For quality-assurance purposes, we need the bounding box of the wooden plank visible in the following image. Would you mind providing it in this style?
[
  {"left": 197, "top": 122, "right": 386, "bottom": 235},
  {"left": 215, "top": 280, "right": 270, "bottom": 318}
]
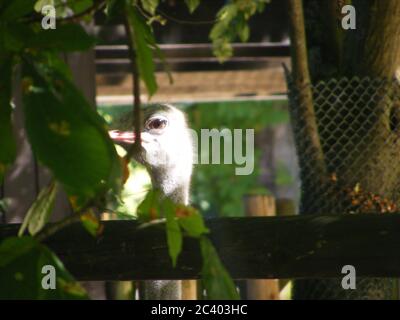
[
  {"left": 1, "top": 214, "right": 400, "bottom": 280},
  {"left": 245, "top": 195, "right": 280, "bottom": 300},
  {"left": 95, "top": 42, "right": 290, "bottom": 73},
  {"left": 95, "top": 43, "right": 290, "bottom": 59}
]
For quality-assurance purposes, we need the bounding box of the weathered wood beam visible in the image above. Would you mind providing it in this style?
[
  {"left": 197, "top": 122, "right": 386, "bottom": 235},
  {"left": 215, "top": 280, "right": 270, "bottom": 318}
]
[{"left": 1, "top": 214, "right": 400, "bottom": 281}]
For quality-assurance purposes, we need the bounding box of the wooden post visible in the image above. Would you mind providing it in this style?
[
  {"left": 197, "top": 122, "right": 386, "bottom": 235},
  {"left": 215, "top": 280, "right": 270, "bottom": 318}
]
[
  {"left": 276, "top": 198, "right": 296, "bottom": 298},
  {"left": 276, "top": 198, "right": 296, "bottom": 216},
  {"left": 182, "top": 280, "right": 198, "bottom": 300},
  {"left": 244, "top": 194, "right": 280, "bottom": 300}
]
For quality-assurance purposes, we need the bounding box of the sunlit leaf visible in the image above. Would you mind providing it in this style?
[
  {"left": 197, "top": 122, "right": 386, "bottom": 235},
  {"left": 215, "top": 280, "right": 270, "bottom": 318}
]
[
  {"left": 185, "top": 0, "right": 200, "bottom": 13},
  {"left": 141, "top": 0, "right": 159, "bottom": 15},
  {"left": 178, "top": 207, "right": 209, "bottom": 238},
  {"left": 18, "top": 182, "right": 58, "bottom": 237},
  {"left": 209, "top": 0, "right": 269, "bottom": 62},
  {"left": 137, "top": 189, "right": 163, "bottom": 221},
  {"left": 35, "top": 0, "right": 76, "bottom": 18},
  {"left": 200, "top": 237, "right": 239, "bottom": 300},
  {"left": 22, "top": 60, "right": 122, "bottom": 202},
  {"left": 164, "top": 199, "right": 182, "bottom": 267},
  {"left": 126, "top": 5, "right": 158, "bottom": 96},
  {"left": 80, "top": 209, "right": 104, "bottom": 237},
  {"left": 34, "top": 0, "right": 54, "bottom": 12}
]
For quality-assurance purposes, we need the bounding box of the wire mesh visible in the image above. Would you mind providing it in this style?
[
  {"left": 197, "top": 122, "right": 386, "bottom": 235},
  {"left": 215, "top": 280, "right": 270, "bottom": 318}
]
[
  {"left": 287, "top": 75, "right": 400, "bottom": 299},
  {"left": 288, "top": 76, "right": 400, "bottom": 215}
]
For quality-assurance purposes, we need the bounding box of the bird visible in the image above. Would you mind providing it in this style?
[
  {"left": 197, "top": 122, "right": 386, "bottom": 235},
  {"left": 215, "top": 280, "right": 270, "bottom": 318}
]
[{"left": 109, "top": 104, "right": 194, "bottom": 300}]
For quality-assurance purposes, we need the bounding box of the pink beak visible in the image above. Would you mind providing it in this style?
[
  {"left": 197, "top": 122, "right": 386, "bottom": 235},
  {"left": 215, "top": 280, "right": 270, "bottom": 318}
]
[{"left": 109, "top": 130, "right": 135, "bottom": 145}]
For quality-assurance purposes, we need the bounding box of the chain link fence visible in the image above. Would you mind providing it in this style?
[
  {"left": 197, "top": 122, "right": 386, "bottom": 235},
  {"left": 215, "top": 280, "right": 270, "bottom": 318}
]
[{"left": 287, "top": 75, "right": 400, "bottom": 299}]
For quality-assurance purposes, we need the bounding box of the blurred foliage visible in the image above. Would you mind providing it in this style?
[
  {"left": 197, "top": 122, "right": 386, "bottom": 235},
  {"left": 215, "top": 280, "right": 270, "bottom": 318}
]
[{"left": 0, "top": 236, "right": 88, "bottom": 299}]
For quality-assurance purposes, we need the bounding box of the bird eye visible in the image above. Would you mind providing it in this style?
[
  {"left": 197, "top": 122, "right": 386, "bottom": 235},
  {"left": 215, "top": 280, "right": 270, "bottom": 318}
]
[{"left": 146, "top": 117, "right": 168, "bottom": 131}]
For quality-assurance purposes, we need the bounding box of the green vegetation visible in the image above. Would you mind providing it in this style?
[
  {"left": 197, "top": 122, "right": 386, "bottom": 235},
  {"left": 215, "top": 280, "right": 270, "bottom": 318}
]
[{"left": 0, "top": 0, "right": 275, "bottom": 299}]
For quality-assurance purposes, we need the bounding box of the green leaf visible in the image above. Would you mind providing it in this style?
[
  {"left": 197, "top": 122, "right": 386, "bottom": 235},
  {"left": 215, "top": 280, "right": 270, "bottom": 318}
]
[
  {"left": 0, "top": 236, "right": 36, "bottom": 267},
  {"left": 209, "top": 1, "right": 269, "bottom": 62},
  {"left": 0, "top": 56, "right": 17, "bottom": 182},
  {"left": 237, "top": 20, "right": 250, "bottom": 42},
  {"left": 164, "top": 198, "right": 182, "bottom": 267},
  {"left": 0, "top": 236, "right": 89, "bottom": 299},
  {"left": 18, "top": 182, "right": 58, "bottom": 237},
  {"left": 34, "top": 0, "right": 53, "bottom": 12},
  {"left": 80, "top": 209, "right": 103, "bottom": 237},
  {"left": 22, "top": 60, "right": 122, "bottom": 202},
  {"left": 34, "top": 0, "right": 70, "bottom": 18},
  {"left": 105, "top": 0, "right": 124, "bottom": 20},
  {"left": 41, "top": 51, "right": 73, "bottom": 79},
  {"left": 200, "top": 237, "right": 239, "bottom": 300},
  {"left": 141, "top": 0, "right": 159, "bottom": 15},
  {"left": 178, "top": 208, "right": 209, "bottom": 238},
  {"left": 126, "top": 5, "right": 158, "bottom": 96},
  {"left": 185, "top": 0, "right": 200, "bottom": 13},
  {"left": 68, "top": 0, "right": 93, "bottom": 14},
  {"left": 0, "top": 23, "right": 35, "bottom": 52},
  {"left": 29, "top": 24, "right": 96, "bottom": 52},
  {"left": 137, "top": 189, "right": 163, "bottom": 222}
]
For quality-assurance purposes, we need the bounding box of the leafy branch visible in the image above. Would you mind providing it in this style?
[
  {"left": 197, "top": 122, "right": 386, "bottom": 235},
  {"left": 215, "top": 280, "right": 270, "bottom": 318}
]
[
  {"left": 0, "top": 0, "right": 273, "bottom": 300},
  {"left": 210, "top": 0, "right": 270, "bottom": 62}
]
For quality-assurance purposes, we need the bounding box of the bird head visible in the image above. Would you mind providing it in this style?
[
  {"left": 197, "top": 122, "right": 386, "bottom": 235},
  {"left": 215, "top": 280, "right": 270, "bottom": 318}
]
[{"left": 109, "top": 104, "right": 193, "bottom": 173}]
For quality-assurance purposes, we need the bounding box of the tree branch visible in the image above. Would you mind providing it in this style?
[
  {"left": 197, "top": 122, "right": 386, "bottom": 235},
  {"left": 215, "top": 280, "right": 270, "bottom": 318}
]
[{"left": 286, "top": 0, "right": 327, "bottom": 193}]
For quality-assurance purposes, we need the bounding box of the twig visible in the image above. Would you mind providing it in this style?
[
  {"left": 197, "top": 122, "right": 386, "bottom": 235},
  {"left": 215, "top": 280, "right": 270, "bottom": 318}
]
[
  {"left": 156, "top": 8, "right": 216, "bottom": 25},
  {"left": 123, "top": 12, "right": 142, "bottom": 161},
  {"left": 33, "top": 156, "right": 40, "bottom": 197},
  {"left": 60, "top": 0, "right": 106, "bottom": 23}
]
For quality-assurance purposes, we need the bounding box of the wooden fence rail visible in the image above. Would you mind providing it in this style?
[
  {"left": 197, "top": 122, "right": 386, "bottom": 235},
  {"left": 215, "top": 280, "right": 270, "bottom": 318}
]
[
  {"left": 96, "top": 42, "right": 290, "bottom": 72},
  {"left": 1, "top": 214, "right": 400, "bottom": 281}
]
